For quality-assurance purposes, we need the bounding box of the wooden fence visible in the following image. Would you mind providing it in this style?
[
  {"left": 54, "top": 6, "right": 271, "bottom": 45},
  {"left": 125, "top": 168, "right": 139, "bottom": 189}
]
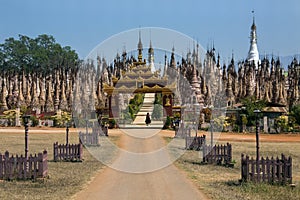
[
  {"left": 203, "top": 143, "right": 232, "bottom": 165},
  {"left": 79, "top": 131, "right": 99, "bottom": 146},
  {"left": 241, "top": 154, "right": 292, "bottom": 184},
  {"left": 0, "top": 150, "right": 48, "bottom": 180},
  {"left": 186, "top": 135, "right": 206, "bottom": 150},
  {"left": 53, "top": 142, "right": 83, "bottom": 162},
  {"left": 175, "top": 122, "right": 187, "bottom": 138},
  {"left": 92, "top": 126, "right": 108, "bottom": 136}
]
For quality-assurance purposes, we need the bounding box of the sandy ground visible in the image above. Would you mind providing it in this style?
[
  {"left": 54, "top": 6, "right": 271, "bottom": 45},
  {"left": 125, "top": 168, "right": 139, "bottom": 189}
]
[
  {"left": 73, "top": 128, "right": 209, "bottom": 200},
  {"left": 1, "top": 127, "right": 299, "bottom": 200},
  {"left": 2, "top": 127, "right": 299, "bottom": 143},
  {"left": 158, "top": 129, "right": 300, "bottom": 143}
]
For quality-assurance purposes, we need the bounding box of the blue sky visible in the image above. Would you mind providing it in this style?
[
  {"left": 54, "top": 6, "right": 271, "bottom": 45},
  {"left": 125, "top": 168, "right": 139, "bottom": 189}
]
[{"left": 1, "top": 0, "right": 300, "bottom": 63}]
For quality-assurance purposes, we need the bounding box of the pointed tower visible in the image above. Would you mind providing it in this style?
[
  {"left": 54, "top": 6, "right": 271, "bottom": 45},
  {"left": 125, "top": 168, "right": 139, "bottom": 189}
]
[
  {"left": 0, "top": 78, "right": 8, "bottom": 111},
  {"left": 247, "top": 11, "right": 260, "bottom": 67},
  {"left": 170, "top": 46, "right": 176, "bottom": 68},
  {"left": 163, "top": 53, "right": 168, "bottom": 78},
  {"left": 137, "top": 30, "right": 143, "bottom": 63},
  {"left": 148, "top": 39, "right": 155, "bottom": 72}
]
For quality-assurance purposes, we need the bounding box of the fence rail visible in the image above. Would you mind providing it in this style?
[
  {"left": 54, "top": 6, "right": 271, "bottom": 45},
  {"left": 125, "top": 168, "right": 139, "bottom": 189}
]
[
  {"left": 79, "top": 131, "right": 99, "bottom": 146},
  {"left": 241, "top": 154, "right": 292, "bottom": 184},
  {"left": 186, "top": 135, "right": 206, "bottom": 150},
  {"left": 0, "top": 150, "right": 48, "bottom": 180},
  {"left": 53, "top": 142, "right": 83, "bottom": 161},
  {"left": 203, "top": 143, "right": 232, "bottom": 165}
]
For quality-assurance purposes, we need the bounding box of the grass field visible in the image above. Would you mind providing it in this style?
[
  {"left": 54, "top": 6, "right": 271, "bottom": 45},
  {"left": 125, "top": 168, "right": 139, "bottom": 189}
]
[
  {"left": 0, "top": 129, "right": 119, "bottom": 200},
  {"left": 164, "top": 136, "right": 300, "bottom": 200},
  {"left": 1, "top": 128, "right": 300, "bottom": 200}
]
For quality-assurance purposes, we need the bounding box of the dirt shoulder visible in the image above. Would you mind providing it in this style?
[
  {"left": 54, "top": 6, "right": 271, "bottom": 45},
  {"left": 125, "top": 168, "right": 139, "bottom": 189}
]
[
  {"left": 159, "top": 129, "right": 300, "bottom": 143},
  {"left": 1, "top": 127, "right": 299, "bottom": 142}
]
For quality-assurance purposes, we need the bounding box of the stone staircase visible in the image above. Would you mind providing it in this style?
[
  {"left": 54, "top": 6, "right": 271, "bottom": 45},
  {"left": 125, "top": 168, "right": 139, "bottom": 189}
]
[{"left": 131, "top": 93, "right": 163, "bottom": 128}]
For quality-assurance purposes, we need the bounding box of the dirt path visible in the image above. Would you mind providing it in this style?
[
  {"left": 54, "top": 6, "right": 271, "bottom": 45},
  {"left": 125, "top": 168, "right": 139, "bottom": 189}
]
[{"left": 74, "top": 128, "right": 208, "bottom": 200}]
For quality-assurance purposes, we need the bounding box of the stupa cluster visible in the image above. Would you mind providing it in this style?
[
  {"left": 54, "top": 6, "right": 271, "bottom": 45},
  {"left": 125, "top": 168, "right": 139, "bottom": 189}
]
[{"left": 1, "top": 17, "right": 300, "bottom": 118}]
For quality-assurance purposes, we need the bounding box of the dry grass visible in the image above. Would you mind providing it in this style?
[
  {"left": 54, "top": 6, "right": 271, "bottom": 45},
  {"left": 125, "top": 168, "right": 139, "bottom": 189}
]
[
  {"left": 0, "top": 129, "right": 119, "bottom": 200},
  {"left": 164, "top": 136, "right": 300, "bottom": 200}
]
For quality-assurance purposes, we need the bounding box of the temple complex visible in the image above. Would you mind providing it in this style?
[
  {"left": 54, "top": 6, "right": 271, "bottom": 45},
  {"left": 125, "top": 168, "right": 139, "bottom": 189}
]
[{"left": 0, "top": 15, "right": 300, "bottom": 130}]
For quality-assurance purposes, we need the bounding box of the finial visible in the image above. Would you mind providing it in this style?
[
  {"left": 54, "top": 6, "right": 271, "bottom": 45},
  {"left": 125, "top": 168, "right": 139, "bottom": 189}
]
[
  {"left": 231, "top": 50, "right": 234, "bottom": 64},
  {"left": 139, "top": 28, "right": 141, "bottom": 42},
  {"left": 251, "top": 10, "right": 256, "bottom": 30}
]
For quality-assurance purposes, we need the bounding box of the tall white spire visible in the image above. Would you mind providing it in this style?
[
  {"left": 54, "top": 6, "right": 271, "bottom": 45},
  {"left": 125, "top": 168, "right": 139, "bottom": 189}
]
[
  {"left": 247, "top": 11, "right": 260, "bottom": 66},
  {"left": 148, "top": 39, "right": 155, "bottom": 72}
]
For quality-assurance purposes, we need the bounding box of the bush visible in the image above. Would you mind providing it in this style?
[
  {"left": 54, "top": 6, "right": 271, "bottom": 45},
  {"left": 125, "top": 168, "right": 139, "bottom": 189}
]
[
  {"left": 163, "top": 116, "right": 172, "bottom": 129},
  {"left": 109, "top": 118, "right": 116, "bottom": 129},
  {"left": 30, "top": 116, "right": 39, "bottom": 127}
]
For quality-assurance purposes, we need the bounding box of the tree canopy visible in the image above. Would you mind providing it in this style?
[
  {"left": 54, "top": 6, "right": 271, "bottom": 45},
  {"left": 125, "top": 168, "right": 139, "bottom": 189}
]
[
  {"left": 0, "top": 34, "right": 80, "bottom": 77},
  {"left": 241, "top": 96, "right": 267, "bottom": 126}
]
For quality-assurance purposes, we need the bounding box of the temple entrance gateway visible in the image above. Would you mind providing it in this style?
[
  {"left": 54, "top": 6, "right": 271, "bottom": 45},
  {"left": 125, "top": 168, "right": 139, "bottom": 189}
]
[{"left": 102, "top": 56, "right": 178, "bottom": 127}]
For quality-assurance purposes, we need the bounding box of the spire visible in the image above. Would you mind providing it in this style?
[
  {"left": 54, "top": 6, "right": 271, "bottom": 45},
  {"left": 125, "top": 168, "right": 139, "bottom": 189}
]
[
  {"left": 163, "top": 52, "right": 168, "bottom": 77},
  {"left": 138, "top": 29, "right": 143, "bottom": 62},
  {"left": 251, "top": 10, "right": 256, "bottom": 31},
  {"left": 247, "top": 10, "right": 260, "bottom": 67},
  {"left": 148, "top": 39, "right": 155, "bottom": 72},
  {"left": 170, "top": 45, "right": 176, "bottom": 68}
]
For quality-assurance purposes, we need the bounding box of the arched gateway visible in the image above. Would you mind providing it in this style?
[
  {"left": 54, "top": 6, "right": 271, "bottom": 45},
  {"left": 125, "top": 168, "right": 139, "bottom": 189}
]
[{"left": 101, "top": 48, "right": 177, "bottom": 122}]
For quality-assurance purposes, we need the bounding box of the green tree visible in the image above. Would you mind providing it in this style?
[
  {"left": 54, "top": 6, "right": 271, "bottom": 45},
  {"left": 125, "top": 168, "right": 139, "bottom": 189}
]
[
  {"left": 291, "top": 104, "right": 300, "bottom": 125},
  {"left": 152, "top": 93, "right": 163, "bottom": 120},
  {"left": 241, "top": 96, "right": 266, "bottom": 126}
]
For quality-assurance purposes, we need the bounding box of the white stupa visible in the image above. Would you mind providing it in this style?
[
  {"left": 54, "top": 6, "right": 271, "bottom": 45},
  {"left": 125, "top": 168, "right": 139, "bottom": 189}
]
[{"left": 247, "top": 12, "right": 260, "bottom": 67}]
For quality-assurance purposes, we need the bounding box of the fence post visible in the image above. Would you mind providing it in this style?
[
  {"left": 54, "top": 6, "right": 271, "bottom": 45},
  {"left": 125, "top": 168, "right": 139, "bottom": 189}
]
[
  {"left": 241, "top": 154, "right": 244, "bottom": 181},
  {"left": 53, "top": 142, "right": 57, "bottom": 161},
  {"left": 261, "top": 157, "right": 265, "bottom": 182},
  {"left": 0, "top": 153, "right": 3, "bottom": 179},
  {"left": 79, "top": 143, "right": 83, "bottom": 160},
  {"left": 250, "top": 157, "right": 255, "bottom": 181},
  {"left": 266, "top": 156, "right": 270, "bottom": 183},
  {"left": 282, "top": 154, "right": 286, "bottom": 183},
  {"left": 289, "top": 156, "right": 292, "bottom": 184},
  {"left": 255, "top": 153, "right": 260, "bottom": 182},
  {"left": 4, "top": 151, "right": 9, "bottom": 180},
  {"left": 276, "top": 156, "right": 280, "bottom": 182},
  {"left": 38, "top": 152, "right": 43, "bottom": 177},
  {"left": 43, "top": 150, "right": 48, "bottom": 177},
  {"left": 202, "top": 145, "right": 206, "bottom": 163}
]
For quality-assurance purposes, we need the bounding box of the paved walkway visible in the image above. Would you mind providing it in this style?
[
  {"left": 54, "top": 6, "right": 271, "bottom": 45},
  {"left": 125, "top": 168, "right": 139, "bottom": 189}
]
[
  {"left": 132, "top": 93, "right": 155, "bottom": 125},
  {"left": 131, "top": 93, "right": 163, "bottom": 128},
  {"left": 74, "top": 128, "right": 209, "bottom": 200}
]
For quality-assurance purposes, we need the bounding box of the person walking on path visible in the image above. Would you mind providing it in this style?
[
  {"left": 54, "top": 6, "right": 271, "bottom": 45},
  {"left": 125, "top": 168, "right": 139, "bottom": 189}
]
[{"left": 145, "top": 112, "right": 151, "bottom": 126}]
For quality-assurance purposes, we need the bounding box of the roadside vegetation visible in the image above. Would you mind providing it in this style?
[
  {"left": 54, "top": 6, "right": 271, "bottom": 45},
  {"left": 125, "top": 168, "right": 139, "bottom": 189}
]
[
  {"left": 0, "top": 130, "right": 119, "bottom": 200},
  {"left": 164, "top": 136, "right": 300, "bottom": 200}
]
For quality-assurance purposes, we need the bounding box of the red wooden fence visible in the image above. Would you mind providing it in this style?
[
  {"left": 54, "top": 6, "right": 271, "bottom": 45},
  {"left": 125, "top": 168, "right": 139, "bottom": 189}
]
[
  {"left": 241, "top": 154, "right": 292, "bottom": 184},
  {"left": 0, "top": 150, "right": 48, "bottom": 180},
  {"left": 203, "top": 143, "right": 232, "bottom": 165},
  {"left": 53, "top": 142, "right": 83, "bottom": 161}
]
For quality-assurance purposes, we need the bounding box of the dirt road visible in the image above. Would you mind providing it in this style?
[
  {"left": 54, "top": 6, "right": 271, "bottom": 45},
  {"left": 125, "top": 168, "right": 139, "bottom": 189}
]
[{"left": 74, "top": 128, "right": 208, "bottom": 200}]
